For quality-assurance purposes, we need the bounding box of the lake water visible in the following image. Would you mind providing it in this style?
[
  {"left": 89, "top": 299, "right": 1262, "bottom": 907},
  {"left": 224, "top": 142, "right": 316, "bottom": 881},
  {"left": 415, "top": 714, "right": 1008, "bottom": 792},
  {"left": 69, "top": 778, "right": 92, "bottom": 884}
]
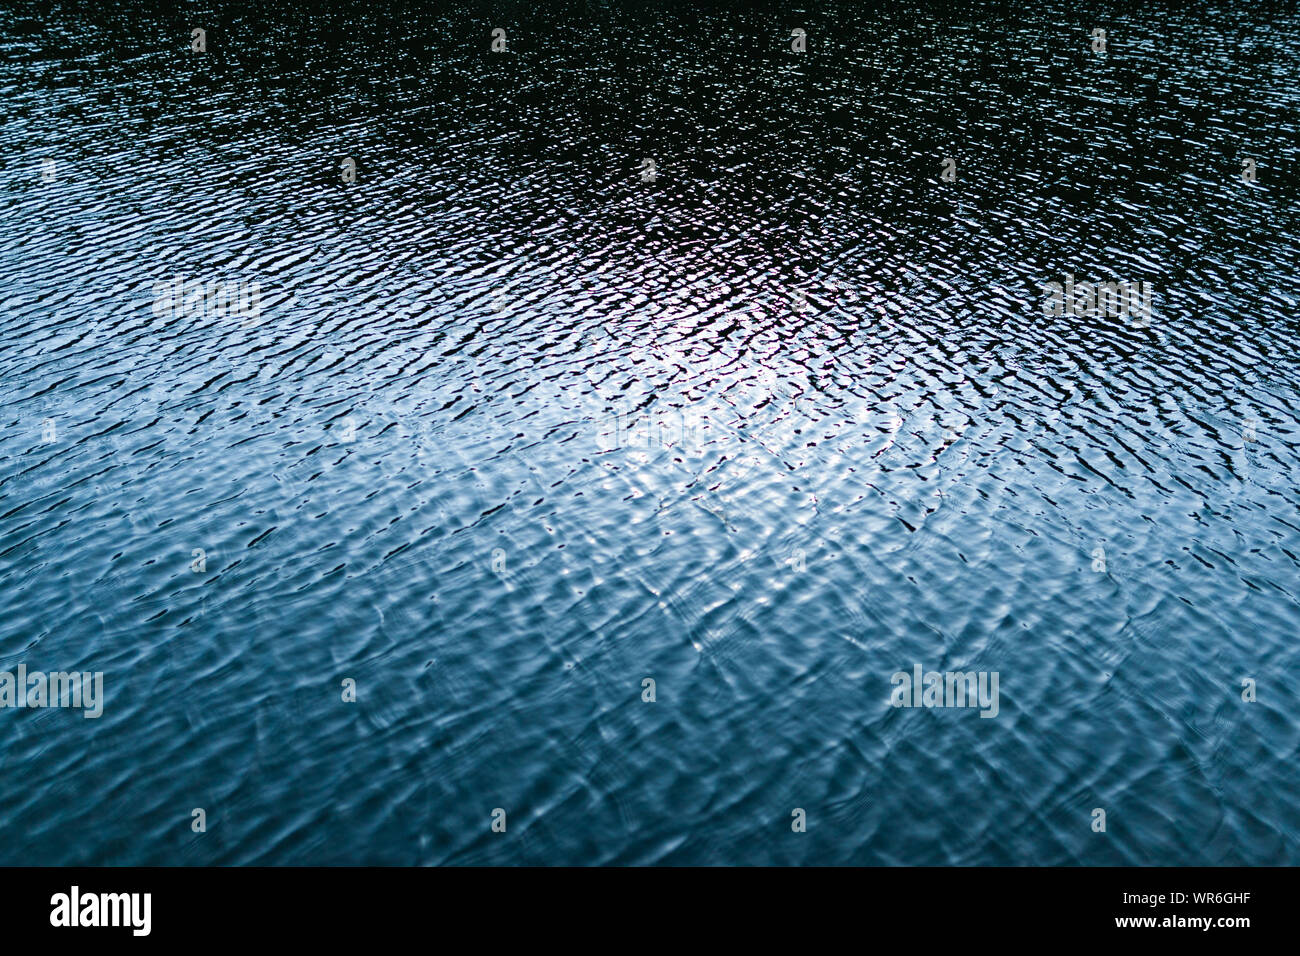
[{"left": 2, "top": 0, "right": 1298, "bottom": 865}]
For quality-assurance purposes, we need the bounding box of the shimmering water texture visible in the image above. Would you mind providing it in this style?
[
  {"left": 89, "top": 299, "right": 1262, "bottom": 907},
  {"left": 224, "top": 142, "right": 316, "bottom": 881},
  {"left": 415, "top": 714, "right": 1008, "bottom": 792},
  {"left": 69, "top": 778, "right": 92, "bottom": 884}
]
[{"left": 2, "top": 0, "right": 1299, "bottom": 865}]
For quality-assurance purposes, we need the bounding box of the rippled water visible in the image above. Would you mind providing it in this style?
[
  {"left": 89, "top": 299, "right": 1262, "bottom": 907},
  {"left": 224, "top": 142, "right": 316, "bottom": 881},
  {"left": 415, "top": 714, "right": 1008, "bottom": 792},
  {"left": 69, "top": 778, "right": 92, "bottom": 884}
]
[{"left": 2, "top": 0, "right": 1299, "bottom": 865}]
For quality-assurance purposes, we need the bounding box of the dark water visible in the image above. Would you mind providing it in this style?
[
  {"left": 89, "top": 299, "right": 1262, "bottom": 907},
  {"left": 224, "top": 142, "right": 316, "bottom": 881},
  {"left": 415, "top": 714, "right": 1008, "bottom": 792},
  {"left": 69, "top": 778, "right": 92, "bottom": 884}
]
[{"left": 2, "top": 0, "right": 1299, "bottom": 865}]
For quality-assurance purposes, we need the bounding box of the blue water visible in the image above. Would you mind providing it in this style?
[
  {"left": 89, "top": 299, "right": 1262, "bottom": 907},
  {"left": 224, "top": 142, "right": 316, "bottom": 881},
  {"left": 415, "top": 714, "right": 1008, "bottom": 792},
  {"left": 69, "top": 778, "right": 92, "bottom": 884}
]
[{"left": 2, "top": 0, "right": 1299, "bottom": 865}]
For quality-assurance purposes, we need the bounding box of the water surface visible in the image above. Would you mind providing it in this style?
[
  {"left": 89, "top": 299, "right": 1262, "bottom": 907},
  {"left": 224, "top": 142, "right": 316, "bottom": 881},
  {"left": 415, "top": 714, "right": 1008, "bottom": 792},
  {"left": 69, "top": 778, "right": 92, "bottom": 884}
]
[{"left": 2, "top": 0, "right": 1299, "bottom": 864}]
